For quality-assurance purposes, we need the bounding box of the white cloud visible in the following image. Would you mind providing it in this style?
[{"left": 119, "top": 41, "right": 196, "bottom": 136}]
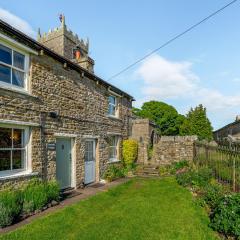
[
  {"left": 0, "top": 8, "right": 35, "bottom": 37},
  {"left": 196, "top": 88, "right": 240, "bottom": 111},
  {"left": 137, "top": 55, "right": 198, "bottom": 99},
  {"left": 135, "top": 54, "right": 240, "bottom": 117}
]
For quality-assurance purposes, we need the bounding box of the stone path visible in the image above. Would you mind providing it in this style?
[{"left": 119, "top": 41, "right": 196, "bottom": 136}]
[{"left": 0, "top": 178, "right": 130, "bottom": 235}]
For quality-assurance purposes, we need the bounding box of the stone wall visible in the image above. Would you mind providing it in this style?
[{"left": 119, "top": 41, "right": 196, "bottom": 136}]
[
  {"left": 0, "top": 33, "right": 132, "bottom": 189},
  {"left": 0, "top": 173, "right": 39, "bottom": 190},
  {"left": 131, "top": 118, "right": 160, "bottom": 164},
  {"left": 151, "top": 136, "right": 197, "bottom": 166},
  {"left": 131, "top": 119, "right": 158, "bottom": 144},
  {"left": 137, "top": 142, "right": 149, "bottom": 165}
]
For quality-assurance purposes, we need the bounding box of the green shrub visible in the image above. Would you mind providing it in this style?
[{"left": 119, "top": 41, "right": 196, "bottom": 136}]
[
  {"left": 22, "top": 179, "right": 48, "bottom": 214},
  {"left": 210, "top": 193, "right": 240, "bottom": 238},
  {"left": 103, "top": 165, "right": 125, "bottom": 182},
  {"left": 159, "top": 165, "right": 171, "bottom": 176},
  {"left": 176, "top": 169, "right": 194, "bottom": 187},
  {"left": 122, "top": 163, "right": 137, "bottom": 176},
  {"left": 202, "top": 181, "right": 225, "bottom": 208},
  {"left": 159, "top": 161, "right": 189, "bottom": 176},
  {"left": 173, "top": 160, "right": 189, "bottom": 171},
  {"left": 0, "top": 189, "right": 22, "bottom": 227},
  {"left": 122, "top": 139, "right": 138, "bottom": 166},
  {"left": 195, "top": 168, "right": 213, "bottom": 187},
  {"left": 176, "top": 167, "right": 212, "bottom": 188},
  {"left": 0, "top": 180, "right": 60, "bottom": 228},
  {"left": 147, "top": 145, "right": 153, "bottom": 160},
  {"left": 45, "top": 180, "right": 60, "bottom": 202}
]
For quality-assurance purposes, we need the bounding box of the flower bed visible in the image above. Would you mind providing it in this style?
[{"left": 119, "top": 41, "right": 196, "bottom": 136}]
[
  {"left": 0, "top": 179, "right": 60, "bottom": 228},
  {"left": 176, "top": 167, "right": 240, "bottom": 239}
]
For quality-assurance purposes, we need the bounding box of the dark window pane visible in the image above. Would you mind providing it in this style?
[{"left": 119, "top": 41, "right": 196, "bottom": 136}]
[
  {"left": 0, "top": 64, "right": 11, "bottom": 84},
  {"left": 109, "top": 136, "right": 114, "bottom": 146},
  {"left": 13, "top": 51, "right": 25, "bottom": 70},
  {"left": 0, "top": 44, "right": 12, "bottom": 65},
  {"left": 12, "top": 69, "right": 24, "bottom": 87},
  {"left": 0, "top": 128, "right": 12, "bottom": 148},
  {"left": 12, "top": 150, "right": 25, "bottom": 170},
  {"left": 13, "top": 129, "right": 24, "bottom": 148},
  {"left": 0, "top": 150, "right": 11, "bottom": 171}
]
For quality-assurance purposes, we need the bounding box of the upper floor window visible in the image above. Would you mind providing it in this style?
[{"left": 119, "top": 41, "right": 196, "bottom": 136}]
[
  {"left": 0, "top": 126, "right": 29, "bottom": 173},
  {"left": 0, "top": 43, "right": 28, "bottom": 89},
  {"left": 108, "top": 95, "right": 118, "bottom": 117}
]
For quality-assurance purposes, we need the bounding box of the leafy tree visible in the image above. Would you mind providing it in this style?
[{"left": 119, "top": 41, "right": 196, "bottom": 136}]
[
  {"left": 133, "top": 101, "right": 185, "bottom": 135},
  {"left": 180, "top": 104, "right": 213, "bottom": 140}
]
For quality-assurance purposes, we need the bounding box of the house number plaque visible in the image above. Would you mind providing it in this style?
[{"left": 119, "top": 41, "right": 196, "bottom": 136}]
[{"left": 47, "top": 143, "right": 56, "bottom": 151}]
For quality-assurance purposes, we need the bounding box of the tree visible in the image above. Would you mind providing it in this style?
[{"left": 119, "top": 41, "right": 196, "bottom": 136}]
[
  {"left": 180, "top": 104, "right": 213, "bottom": 140},
  {"left": 133, "top": 101, "right": 185, "bottom": 135}
]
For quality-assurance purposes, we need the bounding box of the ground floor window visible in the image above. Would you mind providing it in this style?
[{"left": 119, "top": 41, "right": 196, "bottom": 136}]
[
  {"left": 0, "top": 126, "right": 28, "bottom": 173},
  {"left": 108, "top": 136, "right": 119, "bottom": 162}
]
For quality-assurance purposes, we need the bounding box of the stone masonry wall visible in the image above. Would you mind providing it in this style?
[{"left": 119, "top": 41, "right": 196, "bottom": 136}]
[
  {"left": 0, "top": 44, "right": 132, "bottom": 189},
  {"left": 151, "top": 136, "right": 197, "bottom": 166}
]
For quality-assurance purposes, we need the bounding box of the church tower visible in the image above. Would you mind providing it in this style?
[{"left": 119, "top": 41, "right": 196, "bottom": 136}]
[{"left": 37, "top": 15, "right": 95, "bottom": 73}]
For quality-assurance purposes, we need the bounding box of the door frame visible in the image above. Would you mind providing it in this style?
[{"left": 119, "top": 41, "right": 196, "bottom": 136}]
[
  {"left": 55, "top": 136, "right": 76, "bottom": 189},
  {"left": 84, "top": 138, "right": 97, "bottom": 185}
]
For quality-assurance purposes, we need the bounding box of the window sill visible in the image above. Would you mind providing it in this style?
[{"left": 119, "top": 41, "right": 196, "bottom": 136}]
[
  {"left": 0, "top": 171, "right": 39, "bottom": 181},
  {"left": 107, "top": 159, "right": 121, "bottom": 164},
  {"left": 0, "top": 82, "right": 36, "bottom": 98},
  {"left": 107, "top": 115, "right": 122, "bottom": 121}
]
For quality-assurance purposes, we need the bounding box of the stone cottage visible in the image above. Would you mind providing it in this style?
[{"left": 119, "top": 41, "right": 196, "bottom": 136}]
[
  {"left": 213, "top": 115, "right": 240, "bottom": 142},
  {"left": 0, "top": 17, "right": 134, "bottom": 189}
]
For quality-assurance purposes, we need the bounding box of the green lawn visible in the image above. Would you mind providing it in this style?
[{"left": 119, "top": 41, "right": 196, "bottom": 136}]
[{"left": 0, "top": 178, "right": 218, "bottom": 240}]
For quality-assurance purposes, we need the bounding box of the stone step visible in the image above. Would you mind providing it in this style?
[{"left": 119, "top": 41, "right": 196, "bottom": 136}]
[
  {"left": 137, "top": 170, "right": 159, "bottom": 174},
  {"left": 136, "top": 173, "right": 159, "bottom": 177},
  {"left": 142, "top": 166, "right": 158, "bottom": 170},
  {"left": 135, "top": 164, "right": 160, "bottom": 177}
]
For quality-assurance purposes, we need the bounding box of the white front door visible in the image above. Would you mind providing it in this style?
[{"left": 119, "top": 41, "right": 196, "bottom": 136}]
[{"left": 84, "top": 140, "right": 96, "bottom": 184}]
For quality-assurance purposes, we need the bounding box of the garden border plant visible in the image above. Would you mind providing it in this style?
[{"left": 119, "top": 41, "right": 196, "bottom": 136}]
[
  {"left": 176, "top": 165, "right": 240, "bottom": 239},
  {"left": 103, "top": 139, "right": 139, "bottom": 182},
  {"left": 0, "top": 179, "right": 60, "bottom": 228},
  {"left": 158, "top": 160, "right": 189, "bottom": 177}
]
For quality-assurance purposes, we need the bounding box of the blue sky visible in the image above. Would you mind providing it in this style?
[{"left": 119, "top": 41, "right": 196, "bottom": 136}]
[{"left": 0, "top": 0, "right": 239, "bottom": 129}]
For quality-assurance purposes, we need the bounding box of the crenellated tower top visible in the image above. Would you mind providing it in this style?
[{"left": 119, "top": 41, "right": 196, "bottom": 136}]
[{"left": 37, "top": 15, "right": 94, "bottom": 73}]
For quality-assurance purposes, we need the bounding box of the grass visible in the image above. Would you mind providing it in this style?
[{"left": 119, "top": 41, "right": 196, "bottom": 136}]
[{"left": 0, "top": 177, "right": 218, "bottom": 240}]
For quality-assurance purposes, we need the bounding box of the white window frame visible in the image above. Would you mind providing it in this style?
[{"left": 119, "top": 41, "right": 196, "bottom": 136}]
[
  {"left": 0, "top": 124, "right": 31, "bottom": 177},
  {"left": 108, "top": 95, "right": 119, "bottom": 118},
  {"left": 108, "top": 136, "right": 119, "bottom": 162},
  {"left": 0, "top": 39, "right": 29, "bottom": 92}
]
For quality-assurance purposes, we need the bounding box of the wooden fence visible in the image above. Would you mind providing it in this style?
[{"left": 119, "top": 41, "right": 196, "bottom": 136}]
[{"left": 194, "top": 141, "right": 240, "bottom": 192}]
